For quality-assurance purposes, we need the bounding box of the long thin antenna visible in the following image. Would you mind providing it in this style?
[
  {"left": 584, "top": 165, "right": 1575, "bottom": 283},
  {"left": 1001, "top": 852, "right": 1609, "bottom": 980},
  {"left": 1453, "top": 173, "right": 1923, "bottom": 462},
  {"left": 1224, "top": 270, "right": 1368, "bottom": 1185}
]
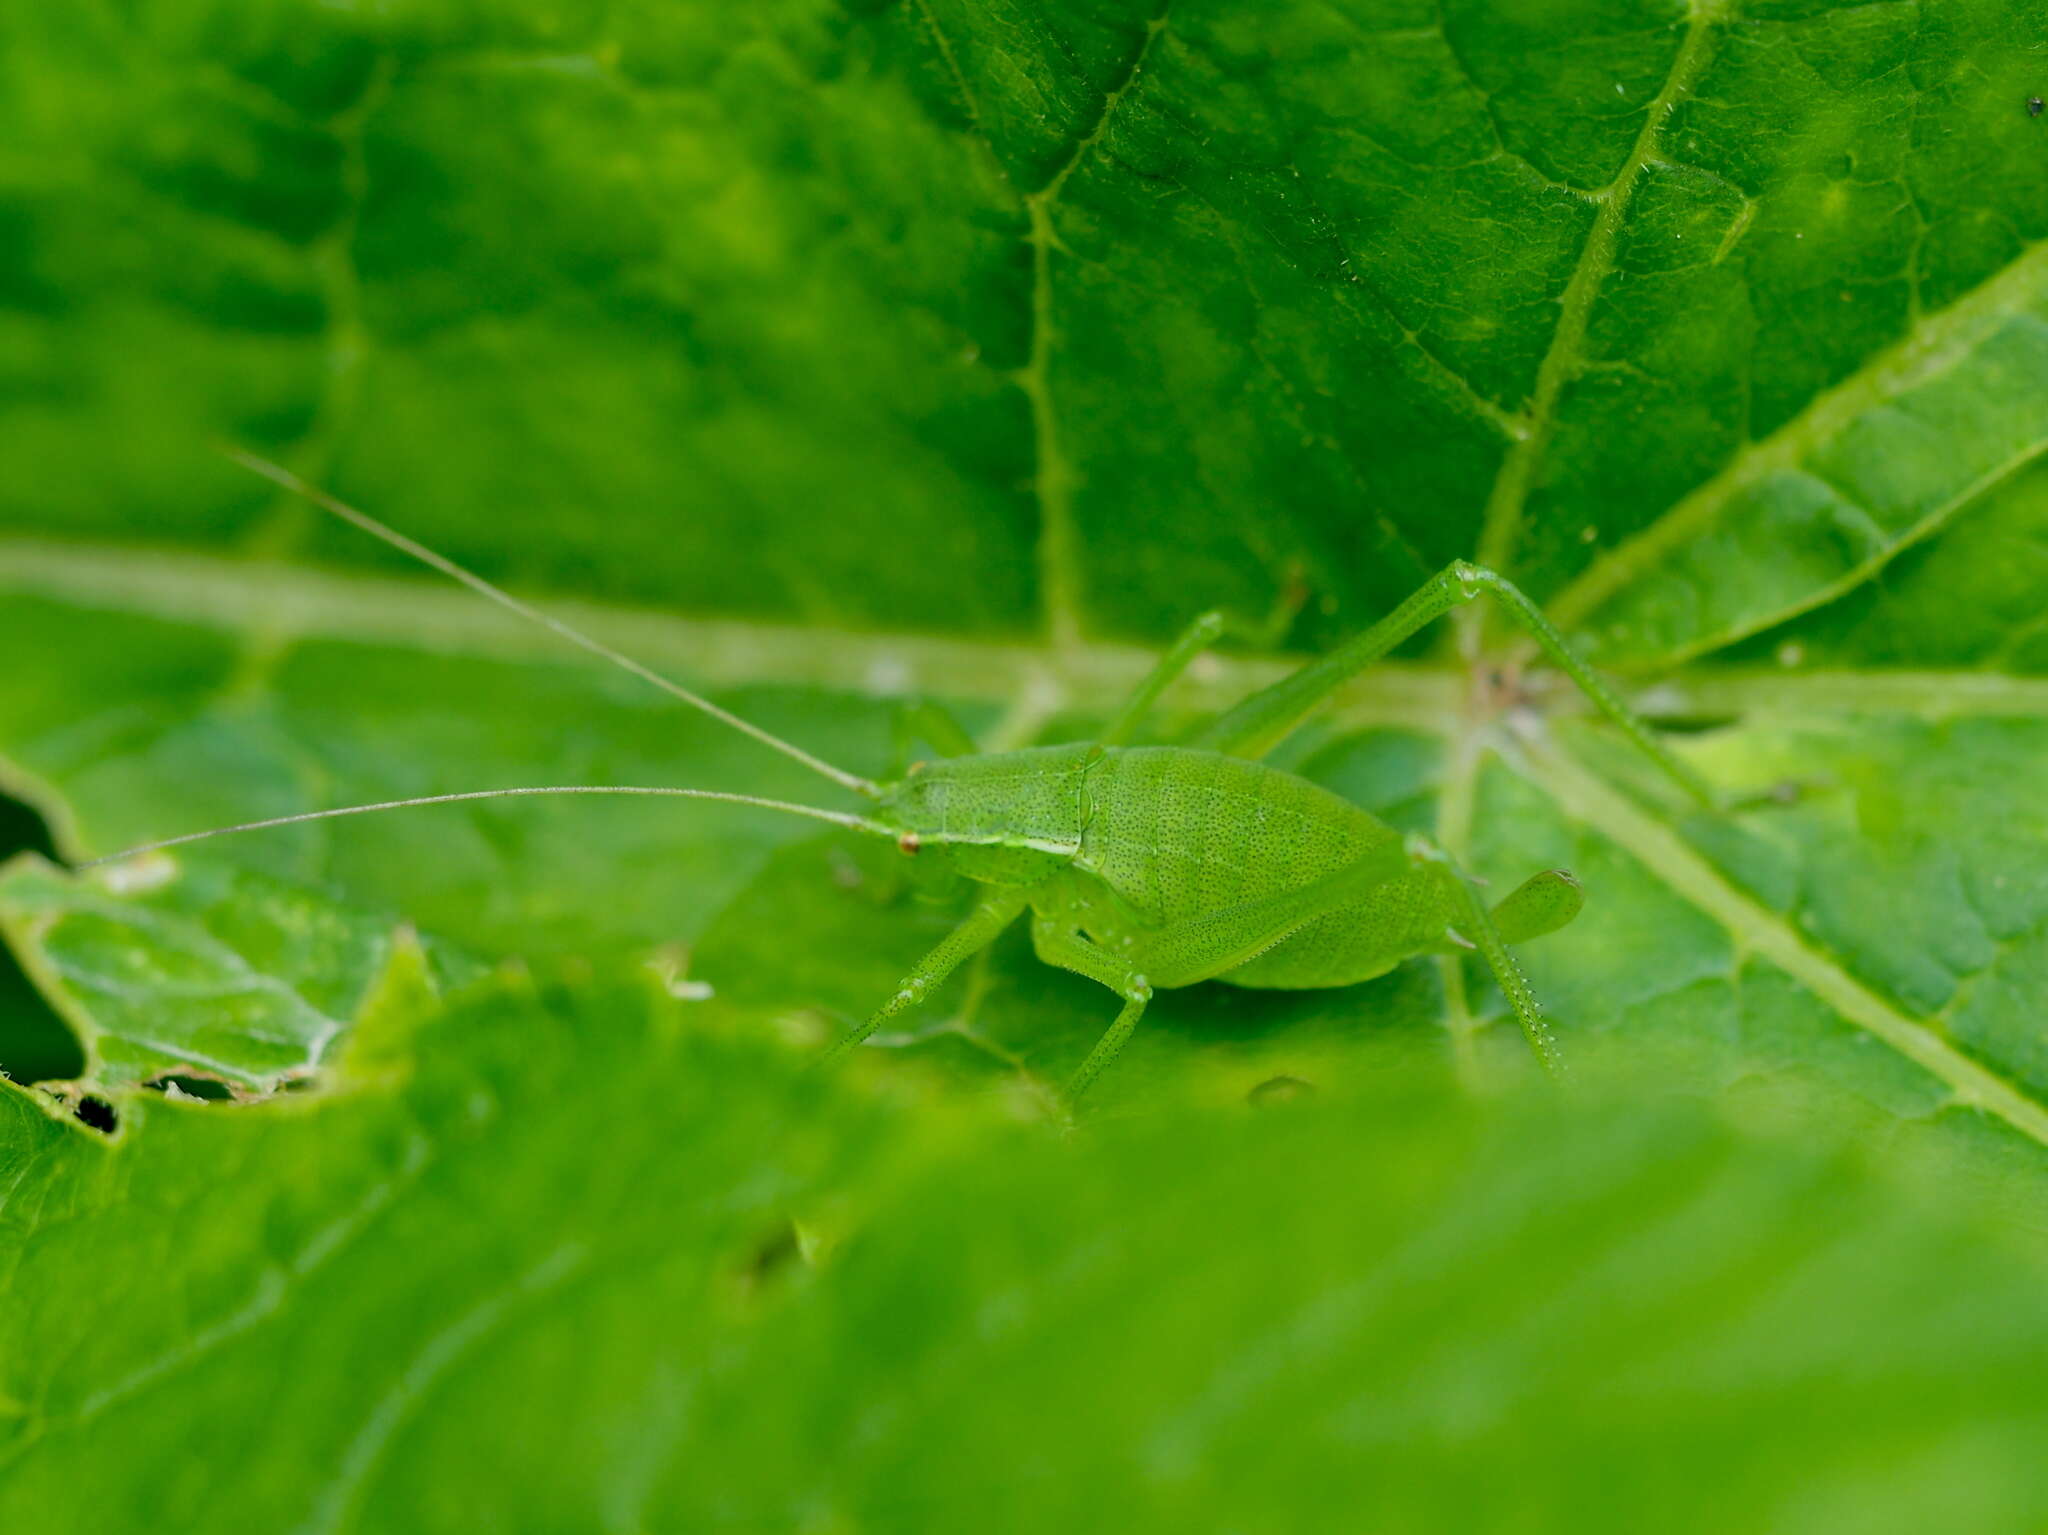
[
  {"left": 81, "top": 785, "right": 895, "bottom": 868},
  {"left": 224, "top": 448, "right": 879, "bottom": 797}
]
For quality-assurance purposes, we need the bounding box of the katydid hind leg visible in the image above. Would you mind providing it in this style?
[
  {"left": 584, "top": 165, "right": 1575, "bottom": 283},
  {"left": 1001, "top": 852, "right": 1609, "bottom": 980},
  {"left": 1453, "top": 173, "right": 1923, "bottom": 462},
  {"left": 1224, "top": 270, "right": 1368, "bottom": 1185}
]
[
  {"left": 1121, "top": 832, "right": 1564, "bottom": 1075},
  {"left": 1192, "top": 561, "right": 1716, "bottom": 810},
  {"left": 1115, "top": 837, "right": 1567, "bottom": 1075},
  {"left": 821, "top": 888, "right": 1032, "bottom": 1061},
  {"left": 1417, "top": 846, "right": 1566, "bottom": 1078},
  {"left": 1481, "top": 868, "right": 1584, "bottom": 945},
  {"left": 1103, "top": 839, "right": 1419, "bottom": 991}
]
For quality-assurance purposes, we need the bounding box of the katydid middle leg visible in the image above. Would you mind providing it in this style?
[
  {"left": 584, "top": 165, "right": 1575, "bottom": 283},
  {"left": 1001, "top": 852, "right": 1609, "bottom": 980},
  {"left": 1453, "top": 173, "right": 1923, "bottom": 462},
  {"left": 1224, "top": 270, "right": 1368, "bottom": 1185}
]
[
  {"left": 890, "top": 697, "right": 979, "bottom": 771},
  {"left": 1031, "top": 839, "right": 1422, "bottom": 1103},
  {"left": 1101, "top": 575, "right": 1309, "bottom": 745},
  {"left": 1191, "top": 561, "right": 1718, "bottom": 810},
  {"left": 1028, "top": 915, "right": 1153, "bottom": 1101},
  {"left": 1100, "top": 611, "right": 1230, "bottom": 745}
]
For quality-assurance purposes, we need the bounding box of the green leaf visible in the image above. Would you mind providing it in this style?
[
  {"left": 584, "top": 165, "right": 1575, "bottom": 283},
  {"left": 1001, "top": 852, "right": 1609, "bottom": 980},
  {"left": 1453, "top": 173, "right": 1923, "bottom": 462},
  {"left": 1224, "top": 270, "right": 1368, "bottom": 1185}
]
[
  {"left": 8, "top": 0, "right": 2048, "bottom": 1524},
  {"left": 7, "top": 1006, "right": 2048, "bottom": 1530},
  {"left": 0, "top": 853, "right": 465, "bottom": 1095}
]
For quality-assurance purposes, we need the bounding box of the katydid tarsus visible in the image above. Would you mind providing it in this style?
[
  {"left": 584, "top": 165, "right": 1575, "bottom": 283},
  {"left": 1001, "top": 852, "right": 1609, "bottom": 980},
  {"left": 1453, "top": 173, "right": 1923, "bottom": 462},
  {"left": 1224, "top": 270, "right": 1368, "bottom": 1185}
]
[{"left": 91, "top": 451, "right": 1726, "bottom": 1100}]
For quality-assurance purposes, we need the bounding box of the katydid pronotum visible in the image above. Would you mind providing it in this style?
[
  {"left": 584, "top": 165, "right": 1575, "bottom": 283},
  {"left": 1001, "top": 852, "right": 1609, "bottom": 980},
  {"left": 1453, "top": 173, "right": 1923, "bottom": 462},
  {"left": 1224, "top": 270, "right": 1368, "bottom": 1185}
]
[{"left": 93, "top": 451, "right": 1726, "bottom": 1102}]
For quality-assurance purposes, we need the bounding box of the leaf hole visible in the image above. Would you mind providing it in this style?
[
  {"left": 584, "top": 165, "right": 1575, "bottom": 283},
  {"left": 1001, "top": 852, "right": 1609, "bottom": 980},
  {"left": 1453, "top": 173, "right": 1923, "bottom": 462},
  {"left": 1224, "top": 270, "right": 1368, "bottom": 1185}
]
[
  {"left": 73, "top": 1095, "right": 118, "bottom": 1135},
  {"left": 0, "top": 790, "right": 87, "bottom": 1085},
  {"left": 149, "top": 1073, "right": 236, "bottom": 1102}
]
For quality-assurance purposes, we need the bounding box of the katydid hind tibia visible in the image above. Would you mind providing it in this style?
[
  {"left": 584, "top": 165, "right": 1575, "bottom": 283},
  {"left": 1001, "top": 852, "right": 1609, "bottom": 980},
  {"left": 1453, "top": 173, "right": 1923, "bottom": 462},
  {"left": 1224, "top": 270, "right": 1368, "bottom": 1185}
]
[{"left": 92, "top": 452, "right": 1727, "bottom": 1100}]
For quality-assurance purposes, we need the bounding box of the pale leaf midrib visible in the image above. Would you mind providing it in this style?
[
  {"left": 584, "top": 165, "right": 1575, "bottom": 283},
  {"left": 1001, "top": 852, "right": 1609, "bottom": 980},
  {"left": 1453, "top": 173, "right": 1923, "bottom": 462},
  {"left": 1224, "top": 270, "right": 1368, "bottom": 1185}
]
[
  {"left": 1029, "top": 4, "right": 1173, "bottom": 206},
  {"left": 0, "top": 536, "right": 1463, "bottom": 729},
  {"left": 18, "top": 537, "right": 2048, "bottom": 728},
  {"left": 1519, "top": 735, "right": 2048, "bottom": 1149}
]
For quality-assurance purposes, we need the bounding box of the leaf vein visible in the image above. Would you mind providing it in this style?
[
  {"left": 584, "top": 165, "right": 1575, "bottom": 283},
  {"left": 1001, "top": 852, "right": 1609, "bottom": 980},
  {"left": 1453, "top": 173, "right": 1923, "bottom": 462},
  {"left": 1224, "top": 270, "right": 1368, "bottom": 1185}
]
[
  {"left": 1521, "top": 737, "right": 2048, "bottom": 1148},
  {"left": 1473, "top": 0, "right": 1727, "bottom": 573},
  {"left": 294, "top": 1243, "right": 588, "bottom": 1535},
  {"left": 1021, "top": 3, "right": 1173, "bottom": 647}
]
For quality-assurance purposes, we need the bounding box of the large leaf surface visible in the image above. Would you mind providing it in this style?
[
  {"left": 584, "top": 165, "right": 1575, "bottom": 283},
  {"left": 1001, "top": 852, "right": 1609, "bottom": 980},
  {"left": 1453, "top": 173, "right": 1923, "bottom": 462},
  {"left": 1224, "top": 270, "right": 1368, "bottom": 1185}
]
[
  {"left": 9, "top": 982, "right": 2048, "bottom": 1531},
  {"left": 7, "top": 0, "right": 2048, "bottom": 1526}
]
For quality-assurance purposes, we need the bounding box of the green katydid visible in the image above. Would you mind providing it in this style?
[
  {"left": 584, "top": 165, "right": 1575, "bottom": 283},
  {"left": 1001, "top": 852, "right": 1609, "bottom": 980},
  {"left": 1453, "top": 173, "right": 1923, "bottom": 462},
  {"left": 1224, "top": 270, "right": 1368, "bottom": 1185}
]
[{"left": 94, "top": 451, "right": 1725, "bottom": 1100}]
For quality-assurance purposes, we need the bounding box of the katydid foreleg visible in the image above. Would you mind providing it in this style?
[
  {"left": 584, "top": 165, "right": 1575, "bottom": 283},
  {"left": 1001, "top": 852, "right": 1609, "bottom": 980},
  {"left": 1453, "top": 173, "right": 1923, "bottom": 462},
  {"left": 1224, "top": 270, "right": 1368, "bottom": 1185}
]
[
  {"left": 891, "top": 697, "right": 980, "bottom": 767},
  {"left": 821, "top": 888, "right": 1032, "bottom": 1061}
]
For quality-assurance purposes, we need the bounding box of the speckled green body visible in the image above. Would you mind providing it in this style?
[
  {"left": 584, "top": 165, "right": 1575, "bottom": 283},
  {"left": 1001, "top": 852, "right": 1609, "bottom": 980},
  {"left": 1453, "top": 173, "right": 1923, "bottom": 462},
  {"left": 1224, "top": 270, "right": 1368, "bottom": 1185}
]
[{"left": 876, "top": 744, "right": 1454, "bottom": 990}]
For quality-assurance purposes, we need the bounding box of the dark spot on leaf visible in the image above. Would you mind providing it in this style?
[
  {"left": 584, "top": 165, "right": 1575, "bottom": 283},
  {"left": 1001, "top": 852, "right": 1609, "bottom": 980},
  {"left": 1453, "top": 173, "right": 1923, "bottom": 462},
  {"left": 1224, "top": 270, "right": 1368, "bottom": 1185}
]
[
  {"left": 732, "top": 1219, "right": 806, "bottom": 1298},
  {"left": 1248, "top": 1074, "right": 1317, "bottom": 1106},
  {"left": 74, "top": 1095, "right": 118, "bottom": 1134},
  {"left": 898, "top": 833, "right": 921, "bottom": 856},
  {"left": 1632, "top": 710, "right": 1739, "bottom": 736}
]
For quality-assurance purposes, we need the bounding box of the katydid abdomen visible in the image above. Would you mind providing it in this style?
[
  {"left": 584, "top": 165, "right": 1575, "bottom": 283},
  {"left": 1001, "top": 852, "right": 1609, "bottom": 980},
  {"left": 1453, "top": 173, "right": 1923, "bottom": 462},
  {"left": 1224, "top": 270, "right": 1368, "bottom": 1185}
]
[{"left": 1074, "top": 747, "right": 1447, "bottom": 990}]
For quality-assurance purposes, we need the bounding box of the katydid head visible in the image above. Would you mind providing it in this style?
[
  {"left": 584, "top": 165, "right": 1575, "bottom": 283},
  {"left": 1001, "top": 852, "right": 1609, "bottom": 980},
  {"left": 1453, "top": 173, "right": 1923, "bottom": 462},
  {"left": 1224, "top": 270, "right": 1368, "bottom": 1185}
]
[{"left": 866, "top": 745, "right": 1099, "bottom": 885}]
